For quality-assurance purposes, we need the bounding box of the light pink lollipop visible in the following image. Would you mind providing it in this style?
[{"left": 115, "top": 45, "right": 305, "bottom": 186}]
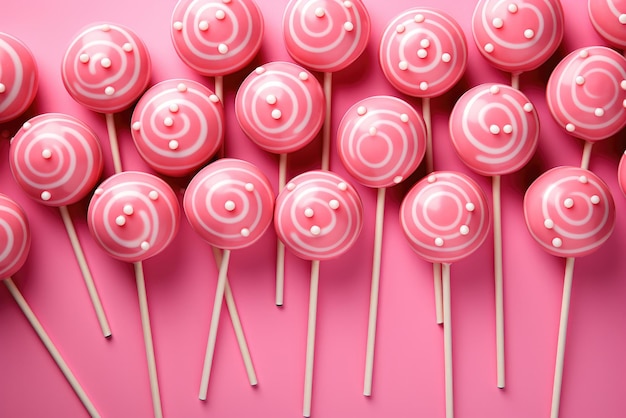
[
  {"left": 283, "top": 0, "right": 371, "bottom": 171},
  {"left": 9, "top": 113, "right": 111, "bottom": 338},
  {"left": 0, "top": 194, "right": 101, "bottom": 417},
  {"left": 88, "top": 171, "right": 180, "bottom": 418},
  {"left": 472, "top": 0, "right": 564, "bottom": 88},
  {"left": 0, "top": 33, "right": 38, "bottom": 123},
  {"left": 62, "top": 23, "right": 151, "bottom": 174},
  {"left": 546, "top": 46, "right": 626, "bottom": 169},
  {"left": 235, "top": 61, "right": 325, "bottom": 306},
  {"left": 589, "top": 0, "right": 626, "bottom": 50},
  {"left": 131, "top": 79, "right": 224, "bottom": 177},
  {"left": 337, "top": 95, "right": 426, "bottom": 396},
  {"left": 523, "top": 166, "right": 615, "bottom": 418},
  {"left": 400, "top": 171, "right": 490, "bottom": 418},
  {"left": 275, "top": 170, "right": 363, "bottom": 417},
  {"left": 184, "top": 158, "right": 274, "bottom": 399},
  {"left": 449, "top": 83, "right": 539, "bottom": 388}
]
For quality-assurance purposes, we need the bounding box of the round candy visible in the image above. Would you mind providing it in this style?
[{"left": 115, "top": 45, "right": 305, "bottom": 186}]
[
  {"left": 400, "top": 171, "right": 490, "bottom": 264},
  {"left": 0, "top": 194, "right": 31, "bottom": 279},
  {"left": 449, "top": 83, "right": 539, "bottom": 176},
  {"left": 184, "top": 159, "right": 274, "bottom": 250},
  {"left": 61, "top": 23, "right": 151, "bottom": 114},
  {"left": 0, "top": 33, "right": 38, "bottom": 123},
  {"left": 589, "top": 0, "right": 626, "bottom": 50},
  {"left": 546, "top": 46, "right": 626, "bottom": 142},
  {"left": 88, "top": 171, "right": 180, "bottom": 263},
  {"left": 523, "top": 166, "right": 615, "bottom": 258},
  {"left": 10, "top": 114, "right": 104, "bottom": 207},
  {"left": 171, "top": 0, "right": 264, "bottom": 77},
  {"left": 131, "top": 79, "right": 224, "bottom": 177},
  {"left": 618, "top": 151, "right": 626, "bottom": 196},
  {"left": 283, "top": 0, "right": 370, "bottom": 73},
  {"left": 472, "top": 0, "right": 564, "bottom": 74},
  {"left": 235, "top": 62, "right": 325, "bottom": 154},
  {"left": 379, "top": 8, "right": 468, "bottom": 98},
  {"left": 274, "top": 170, "right": 363, "bottom": 261},
  {"left": 337, "top": 96, "right": 427, "bottom": 188}
]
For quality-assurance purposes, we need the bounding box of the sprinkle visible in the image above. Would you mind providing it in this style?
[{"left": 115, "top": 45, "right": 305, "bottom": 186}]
[
  {"left": 595, "top": 108, "right": 605, "bottom": 117},
  {"left": 94, "top": 188, "right": 104, "bottom": 196},
  {"left": 266, "top": 94, "right": 277, "bottom": 105},
  {"left": 299, "top": 71, "right": 308, "bottom": 80},
  {"left": 271, "top": 109, "right": 282, "bottom": 120},
  {"left": 225, "top": 200, "right": 236, "bottom": 211},
  {"left": 399, "top": 61, "right": 408, "bottom": 71},
  {"left": 508, "top": 3, "right": 518, "bottom": 13},
  {"left": 310, "top": 225, "right": 321, "bottom": 235},
  {"left": 590, "top": 195, "right": 600, "bottom": 205},
  {"left": 466, "top": 202, "right": 475, "bottom": 212},
  {"left": 417, "top": 49, "right": 428, "bottom": 59},
  {"left": 344, "top": 22, "right": 354, "bottom": 32},
  {"left": 123, "top": 43, "right": 133, "bottom": 52},
  {"left": 132, "top": 121, "right": 141, "bottom": 131},
  {"left": 287, "top": 182, "right": 296, "bottom": 191},
  {"left": 304, "top": 208, "right": 314, "bottom": 218},
  {"left": 400, "top": 113, "right": 409, "bottom": 122},
  {"left": 369, "top": 126, "right": 377, "bottom": 136},
  {"left": 245, "top": 183, "right": 255, "bottom": 192},
  {"left": 419, "top": 81, "right": 428, "bottom": 91},
  {"left": 209, "top": 95, "right": 219, "bottom": 103},
  {"left": 434, "top": 237, "right": 444, "bottom": 247},
  {"left": 173, "top": 21, "right": 183, "bottom": 31},
  {"left": 621, "top": 80, "right": 626, "bottom": 90},
  {"left": 490, "top": 125, "right": 500, "bottom": 134},
  {"left": 164, "top": 117, "right": 174, "bottom": 127},
  {"left": 315, "top": 7, "right": 325, "bottom": 17},
  {"left": 41, "top": 191, "right": 51, "bottom": 201},
  {"left": 579, "top": 50, "right": 589, "bottom": 58},
  {"left": 414, "top": 14, "right": 425, "bottom": 23},
  {"left": 427, "top": 175, "right": 437, "bottom": 183},
  {"left": 524, "top": 29, "right": 535, "bottom": 39},
  {"left": 149, "top": 191, "right": 159, "bottom": 200},
  {"left": 492, "top": 18, "right": 504, "bottom": 29},
  {"left": 393, "top": 176, "right": 403, "bottom": 184},
  {"left": 241, "top": 228, "right": 250, "bottom": 237},
  {"left": 0, "top": 84, "right": 5, "bottom": 94},
  {"left": 169, "top": 103, "right": 179, "bottom": 113},
  {"left": 338, "top": 182, "right": 348, "bottom": 191},
  {"left": 460, "top": 225, "right": 469, "bottom": 235},
  {"left": 442, "top": 53, "right": 451, "bottom": 63},
  {"left": 115, "top": 216, "right": 126, "bottom": 226},
  {"left": 101, "top": 57, "right": 112, "bottom": 68},
  {"left": 199, "top": 20, "right": 209, "bottom": 31},
  {"left": 329, "top": 199, "right": 340, "bottom": 210},
  {"left": 215, "top": 10, "right": 226, "bottom": 20},
  {"left": 420, "top": 38, "right": 430, "bottom": 48},
  {"left": 79, "top": 53, "right": 90, "bottom": 63},
  {"left": 123, "top": 204, "right": 134, "bottom": 215},
  {"left": 490, "top": 85, "right": 500, "bottom": 95},
  {"left": 563, "top": 198, "right": 574, "bottom": 208},
  {"left": 343, "top": 1, "right": 353, "bottom": 7},
  {"left": 396, "top": 25, "right": 406, "bottom": 34},
  {"left": 169, "top": 140, "right": 179, "bottom": 150},
  {"left": 503, "top": 124, "right": 513, "bottom": 134},
  {"left": 357, "top": 106, "right": 367, "bottom": 116},
  {"left": 218, "top": 43, "right": 229, "bottom": 54},
  {"left": 22, "top": 122, "right": 31, "bottom": 130},
  {"left": 485, "top": 43, "right": 495, "bottom": 53},
  {"left": 256, "top": 67, "right": 266, "bottom": 75},
  {"left": 544, "top": 219, "right": 554, "bottom": 229},
  {"left": 552, "top": 237, "right": 562, "bottom": 248},
  {"left": 105, "top": 86, "right": 115, "bottom": 96},
  {"left": 620, "top": 14, "right": 626, "bottom": 24},
  {"left": 101, "top": 24, "right": 111, "bottom": 32},
  {"left": 578, "top": 176, "right": 588, "bottom": 183},
  {"left": 141, "top": 241, "right": 150, "bottom": 251},
  {"left": 575, "top": 76, "right": 585, "bottom": 85},
  {"left": 566, "top": 123, "right": 575, "bottom": 132},
  {"left": 177, "top": 83, "right": 187, "bottom": 92},
  {"left": 41, "top": 149, "right": 52, "bottom": 159},
  {"left": 523, "top": 103, "right": 533, "bottom": 113}
]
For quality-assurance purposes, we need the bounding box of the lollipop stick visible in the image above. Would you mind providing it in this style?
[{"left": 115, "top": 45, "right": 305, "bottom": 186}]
[
  {"left": 581, "top": 141, "right": 593, "bottom": 170},
  {"left": 211, "top": 246, "right": 258, "bottom": 386},
  {"left": 551, "top": 257, "right": 575, "bottom": 418},
  {"left": 423, "top": 97, "right": 433, "bottom": 174},
  {"left": 363, "top": 187, "right": 386, "bottom": 396},
  {"left": 59, "top": 206, "right": 111, "bottom": 338},
  {"left": 303, "top": 260, "right": 320, "bottom": 418},
  {"left": 442, "top": 263, "right": 454, "bottom": 418},
  {"left": 434, "top": 263, "right": 443, "bottom": 325},
  {"left": 492, "top": 175, "right": 505, "bottom": 389},
  {"left": 276, "top": 153, "right": 287, "bottom": 306},
  {"left": 321, "top": 72, "right": 332, "bottom": 171},
  {"left": 199, "top": 249, "right": 231, "bottom": 400},
  {"left": 511, "top": 73, "right": 520, "bottom": 90},
  {"left": 105, "top": 113, "right": 123, "bottom": 174},
  {"left": 3, "top": 277, "right": 101, "bottom": 418},
  {"left": 134, "top": 262, "right": 163, "bottom": 418}
]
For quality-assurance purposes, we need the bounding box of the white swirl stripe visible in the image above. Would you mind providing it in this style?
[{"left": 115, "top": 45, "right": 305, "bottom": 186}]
[
  {"left": 0, "top": 203, "right": 29, "bottom": 277},
  {"left": 0, "top": 38, "right": 24, "bottom": 113}
]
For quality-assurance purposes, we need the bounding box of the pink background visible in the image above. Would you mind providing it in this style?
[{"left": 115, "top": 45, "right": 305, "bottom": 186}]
[{"left": 1, "top": 0, "right": 626, "bottom": 417}]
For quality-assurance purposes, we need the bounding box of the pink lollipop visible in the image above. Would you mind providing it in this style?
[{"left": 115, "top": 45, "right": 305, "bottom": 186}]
[
  {"left": 589, "top": 0, "right": 626, "bottom": 50},
  {"left": 618, "top": 151, "right": 626, "bottom": 195},
  {"left": 283, "top": 0, "right": 371, "bottom": 171},
  {"left": 337, "top": 95, "right": 426, "bottom": 395},
  {"left": 62, "top": 23, "right": 151, "bottom": 174},
  {"left": 235, "top": 61, "right": 324, "bottom": 306},
  {"left": 472, "top": 0, "right": 564, "bottom": 87},
  {"left": 546, "top": 46, "right": 626, "bottom": 169},
  {"left": 88, "top": 171, "right": 180, "bottom": 418},
  {"left": 523, "top": 166, "right": 615, "bottom": 418},
  {"left": 131, "top": 79, "right": 224, "bottom": 177},
  {"left": 184, "top": 158, "right": 273, "bottom": 399},
  {"left": 449, "top": 83, "right": 539, "bottom": 388},
  {"left": 400, "top": 171, "right": 490, "bottom": 418},
  {"left": 9, "top": 113, "right": 111, "bottom": 338},
  {"left": 0, "top": 194, "right": 100, "bottom": 417},
  {"left": 275, "top": 170, "right": 363, "bottom": 417},
  {"left": 0, "top": 33, "right": 38, "bottom": 124}
]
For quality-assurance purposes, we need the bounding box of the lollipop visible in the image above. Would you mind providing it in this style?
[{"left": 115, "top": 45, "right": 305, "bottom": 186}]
[
  {"left": 275, "top": 170, "right": 363, "bottom": 417},
  {"left": 450, "top": 83, "right": 539, "bottom": 388},
  {"left": 618, "top": 151, "right": 626, "bottom": 195},
  {"left": 0, "top": 33, "right": 38, "bottom": 123},
  {"left": 546, "top": 46, "right": 626, "bottom": 169},
  {"left": 9, "top": 113, "right": 111, "bottom": 338},
  {"left": 0, "top": 194, "right": 100, "bottom": 417},
  {"left": 131, "top": 79, "right": 224, "bottom": 177},
  {"left": 62, "top": 23, "right": 151, "bottom": 173},
  {"left": 184, "top": 158, "right": 274, "bottom": 399},
  {"left": 88, "top": 171, "right": 180, "bottom": 418},
  {"left": 235, "top": 61, "right": 325, "bottom": 305},
  {"left": 379, "top": 8, "right": 468, "bottom": 325},
  {"left": 171, "top": 0, "right": 264, "bottom": 102},
  {"left": 472, "top": 0, "right": 564, "bottom": 89},
  {"left": 400, "top": 171, "right": 490, "bottom": 418},
  {"left": 588, "top": 0, "right": 626, "bottom": 50},
  {"left": 283, "top": 0, "right": 371, "bottom": 171},
  {"left": 336, "top": 95, "right": 426, "bottom": 396},
  {"left": 523, "top": 166, "right": 615, "bottom": 418}
]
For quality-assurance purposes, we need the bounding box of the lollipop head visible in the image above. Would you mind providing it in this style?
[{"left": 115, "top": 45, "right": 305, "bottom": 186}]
[
  {"left": 588, "top": 0, "right": 626, "bottom": 50},
  {"left": 0, "top": 194, "right": 31, "bottom": 279},
  {"left": 0, "top": 33, "right": 38, "bottom": 123}
]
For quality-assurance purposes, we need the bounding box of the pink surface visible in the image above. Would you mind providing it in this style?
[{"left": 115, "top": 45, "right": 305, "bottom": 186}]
[{"left": 1, "top": 0, "right": 626, "bottom": 417}]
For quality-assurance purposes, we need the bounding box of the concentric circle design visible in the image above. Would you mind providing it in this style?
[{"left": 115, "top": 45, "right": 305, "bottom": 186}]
[
  {"left": 0, "top": 33, "right": 38, "bottom": 123},
  {"left": 588, "top": 0, "right": 626, "bottom": 49},
  {"left": 0, "top": 194, "right": 31, "bottom": 279}
]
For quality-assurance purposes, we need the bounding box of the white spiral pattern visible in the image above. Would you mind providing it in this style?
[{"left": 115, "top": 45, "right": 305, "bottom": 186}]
[
  {"left": 236, "top": 62, "right": 325, "bottom": 154},
  {"left": 274, "top": 170, "right": 363, "bottom": 261},
  {"left": 0, "top": 194, "right": 30, "bottom": 278},
  {"left": 131, "top": 79, "right": 224, "bottom": 176},
  {"left": 450, "top": 84, "right": 539, "bottom": 175},
  {"left": 10, "top": 114, "right": 103, "bottom": 207},
  {"left": 589, "top": 0, "right": 626, "bottom": 49},
  {"left": 184, "top": 159, "right": 274, "bottom": 250},
  {"left": 283, "top": 0, "right": 370, "bottom": 72},
  {"left": 547, "top": 46, "right": 626, "bottom": 141},
  {"left": 337, "top": 96, "right": 426, "bottom": 187},
  {"left": 400, "top": 171, "right": 490, "bottom": 264},
  {"left": 0, "top": 33, "right": 38, "bottom": 123},
  {"left": 524, "top": 166, "right": 615, "bottom": 258}
]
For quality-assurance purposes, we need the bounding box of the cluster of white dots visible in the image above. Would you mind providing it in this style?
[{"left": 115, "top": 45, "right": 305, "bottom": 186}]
[
  {"left": 483, "top": 3, "right": 536, "bottom": 54},
  {"left": 284, "top": 181, "right": 344, "bottom": 237},
  {"left": 172, "top": 1, "right": 234, "bottom": 55},
  {"left": 312, "top": 1, "right": 355, "bottom": 32}
]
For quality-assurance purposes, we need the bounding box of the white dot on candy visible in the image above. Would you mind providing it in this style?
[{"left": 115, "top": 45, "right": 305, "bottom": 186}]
[
  {"left": 115, "top": 216, "right": 126, "bottom": 226},
  {"left": 417, "top": 49, "right": 428, "bottom": 59},
  {"left": 209, "top": 95, "right": 219, "bottom": 103},
  {"left": 177, "top": 83, "right": 187, "bottom": 92},
  {"left": 95, "top": 188, "right": 103, "bottom": 196},
  {"left": 435, "top": 237, "right": 444, "bottom": 247},
  {"left": 164, "top": 117, "right": 174, "bottom": 127},
  {"left": 420, "top": 39, "right": 430, "bottom": 48},
  {"left": 256, "top": 67, "right": 266, "bottom": 74},
  {"left": 442, "top": 53, "right": 451, "bottom": 63},
  {"left": 490, "top": 125, "right": 500, "bottom": 134},
  {"left": 344, "top": 0, "right": 353, "bottom": 7},
  {"left": 369, "top": 126, "right": 377, "bottom": 136},
  {"left": 101, "top": 24, "right": 111, "bottom": 32},
  {"left": 460, "top": 225, "right": 469, "bottom": 235},
  {"left": 523, "top": 103, "right": 533, "bottom": 113},
  {"left": 169, "top": 104, "right": 179, "bottom": 113},
  {"left": 199, "top": 20, "right": 209, "bottom": 31},
  {"left": 415, "top": 14, "right": 425, "bottom": 23},
  {"left": 22, "top": 122, "right": 31, "bottom": 130},
  {"left": 0, "top": 84, "right": 5, "bottom": 94},
  {"left": 174, "top": 21, "right": 183, "bottom": 31},
  {"left": 579, "top": 50, "right": 589, "bottom": 58},
  {"left": 141, "top": 241, "right": 150, "bottom": 251},
  {"left": 344, "top": 22, "right": 354, "bottom": 32},
  {"left": 399, "top": 61, "right": 408, "bottom": 71},
  {"left": 393, "top": 176, "right": 403, "bottom": 184},
  {"left": 623, "top": 99, "right": 626, "bottom": 108},
  {"left": 338, "top": 182, "right": 348, "bottom": 191},
  {"left": 419, "top": 82, "right": 428, "bottom": 91},
  {"left": 304, "top": 208, "right": 314, "bottom": 218},
  {"left": 245, "top": 183, "right": 254, "bottom": 192},
  {"left": 466, "top": 202, "right": 475, "bottom": 212},
  {"left": 123, "top": 43, "right": 133, "bottom": 52},
  {"left": 241, "top": 228, "right": 250, "bottom": 237},
  {"left": 100, "top": 57, "right": 112, "bottom": 69},
  {"left": 591, "top": 195, "right": 600, "bottom": 205},
  {"left": 396, "top": 25, "right": 405, "bottom": 33},
  {"left": 578, "top": 176, "right": 588, "bottom": 184},
  {"left": 41, "top": 149, "right": 52, "bottom": 159},
  {"left": 427, "top": 175, "right": 436, "bottom": 183},
  {"left": 492, "top": 18, "right": 503, "bottom": 29},
  {"left": 564, "top": 198, "right": 574, "bottom": 208},
  {"left": 566, "top": 123, "right": 575, "bottom": 132},
  {"left": 621, "top": 80, "right": 626, "bottom": 90},
  {"left": 271, "top": 109, "right": 282, "bottom": 120},
  {"left": 503, "top": 124, "right": 513, "bottom": 134},
  {"left": 575, "top": 76, "right": 585, "bottom": 85},
  {"left": 544, "top": 219, "right": 554, "bottom": 229},
  {"left": 315, "top": 7, "right": 325, "bottom": 17},
  {"left": 105, "top": 86, "right": 115, "bottom": 96},
  {"left": 595, "top": 108, "right": 605, "bottom": 117},
  {"left": 620, "top": 14, "right": 626, "bottom": 24},
  {"left": 287, "top": 182, "right": 296, "bottom": 191},
  {"left": 218, "top": 44, "right": 229, "bottom": 54},
  {"left": 149, "top": 191, "right": 159, "bottom": 200},
  {"left": 508, "top": 3, "right": 518, "bottom": 13},
  {"left": 132, "top": 121, "right": 141, "bottom": 131},
  {"left": 123, "top": 205, "right": 134, "bottom": 215},
  {"left": 357, "top": 106, "right": 367, "bottom": 116},
  {"left": 524, "top": 29, "right": 535, "bottom": 39},
  {"left": 79, "top": 53, "right": 90, "bottom": 63},
  {"left": 490, "top": 85, "right": 500, "bottom": 95},
  {"left": 216, "top": 10, "right": 225, "bottom": 19},
  {"left": 310, "top": 225, "right": 321, "bottom": 236},
  {"left": 329, "top": 199, "right": 340, "bottom": 210},
  {"left": 400, "top": 113, "right": 409, "bottom": 123},
  {"left": 552, "top": 237, "right": 563, "bottom": 248},
  {"left": 169, "top": 140, "right": 179, "bottom": 150},
  {"left": 225, "top": 200, "right": 236, "bottom": 211},
  {"left": 299, "top": 71, "right": 308, "bottom": 81},
  {"left": 41, "top": 191, "right": 51, "bottom": 201},
  {"left": 485, "top": 43, "right": 495, "bottom": 53},
  {"left": 266, "top": 94, "right": 277, "bottom": 105}
]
